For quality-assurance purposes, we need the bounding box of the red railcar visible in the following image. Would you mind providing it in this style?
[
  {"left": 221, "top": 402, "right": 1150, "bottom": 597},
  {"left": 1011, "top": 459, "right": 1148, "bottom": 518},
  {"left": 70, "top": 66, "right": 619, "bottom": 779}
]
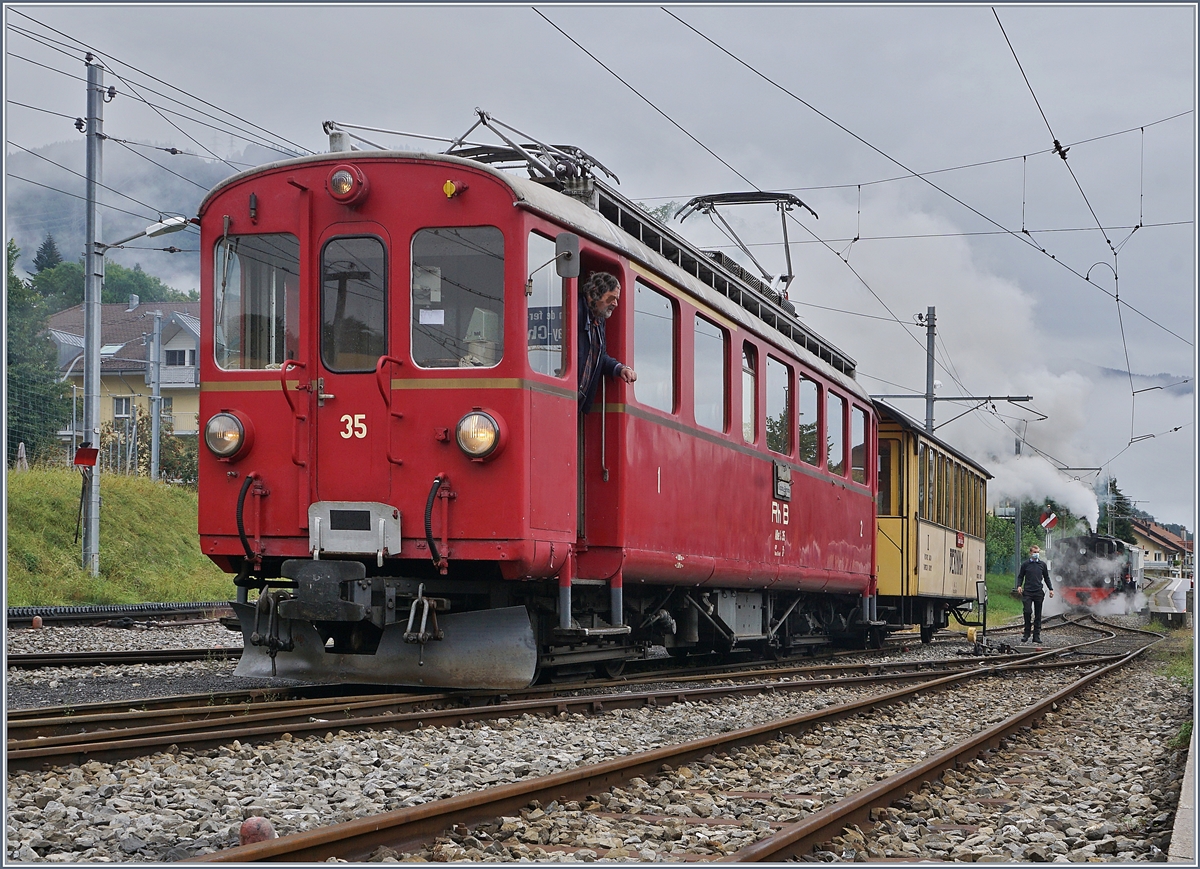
[{"left": 197, "top": 131, "right": 880, "bottom": 688}]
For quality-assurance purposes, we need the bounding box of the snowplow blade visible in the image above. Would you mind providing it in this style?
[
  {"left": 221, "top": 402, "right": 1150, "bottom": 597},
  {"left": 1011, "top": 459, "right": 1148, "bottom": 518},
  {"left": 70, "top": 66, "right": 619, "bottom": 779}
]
[{"left": 229, "top": 602, "right": 537, "bottom": 690}]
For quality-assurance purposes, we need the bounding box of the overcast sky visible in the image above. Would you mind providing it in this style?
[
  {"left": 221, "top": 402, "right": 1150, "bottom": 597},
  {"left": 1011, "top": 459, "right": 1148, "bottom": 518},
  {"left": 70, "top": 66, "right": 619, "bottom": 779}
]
[{"left": 4, "top": 3, "right": 1196, "bottom": 529}]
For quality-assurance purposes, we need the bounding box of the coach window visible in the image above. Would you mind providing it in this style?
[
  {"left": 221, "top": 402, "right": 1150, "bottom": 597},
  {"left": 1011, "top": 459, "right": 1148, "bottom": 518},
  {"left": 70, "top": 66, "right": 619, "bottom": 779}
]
[
  {"left": 412, "top": 227, "right": 504, "bottom": 369},
  {"left": 827, "top": 392, "right": 846, "bottom": 476},
  {"left": 633, "top": 280, "right": 676, "bottom": 413},
  {"left": 765, "top": 356, "right": 791, "bottom": 454},
  {"left": 921, "top": 444, "right": 931, "bottom": 518},
  {"left": 741, "top": 344, "right": 757, "bottom": 443},
  {"left": 694, "top": 315, "right": 727, "bottom": 432},
  {"left": 850, "top": 405, "right": 868, "bottom": 484},
  {"left": 214, "top": 233, "right": 301, "bottom": 370},
  {"left": 798, "top": 376, "right": 819, "bottom": 466},
  {"left": 526, "top": 232, "right": 565, "bottom": 377},
  {"left": 321, "top": 236, "right": 387, "bottom": 372},
  {"left": 877, "top": 438, "right": 902, "bottom": 515}
]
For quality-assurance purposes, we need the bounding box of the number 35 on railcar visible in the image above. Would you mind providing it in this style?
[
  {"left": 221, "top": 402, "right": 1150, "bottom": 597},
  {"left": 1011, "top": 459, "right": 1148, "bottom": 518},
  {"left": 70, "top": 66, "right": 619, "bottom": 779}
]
[{"left": 197, "top": 129, "right": 938, "bottom": 689}]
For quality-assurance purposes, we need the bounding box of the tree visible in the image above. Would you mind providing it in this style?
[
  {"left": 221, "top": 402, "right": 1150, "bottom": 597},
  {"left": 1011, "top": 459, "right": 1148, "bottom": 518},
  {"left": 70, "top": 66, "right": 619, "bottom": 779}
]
[
  {"left": 30, "top": 259, "right": 196, "bottom": 314},
  {"left": 637, "top": 200, "right": 682, "bottom": 225},
  {"left": 32, "top": 234, "right": 63, "bottom": 272},
  {"left": 6, "top": 240, "right": 70, "bottom": 466},
  {"left": 985, "top": 496, "right": 1089, "bottom": 574}
]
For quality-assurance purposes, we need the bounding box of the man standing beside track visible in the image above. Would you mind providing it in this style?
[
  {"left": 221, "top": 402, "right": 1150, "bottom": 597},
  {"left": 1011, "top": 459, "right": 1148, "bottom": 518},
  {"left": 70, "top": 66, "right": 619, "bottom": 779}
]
[
  {"left": 578, "top": 271, "right": 636, "bottom": 413},
  {"left": 1014, "top": 544, "right": 1055, "bottom": 644}
]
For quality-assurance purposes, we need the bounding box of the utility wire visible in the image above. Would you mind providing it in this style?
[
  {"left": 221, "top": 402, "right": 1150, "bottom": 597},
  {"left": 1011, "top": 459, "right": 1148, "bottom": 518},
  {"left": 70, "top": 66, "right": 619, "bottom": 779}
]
[
  {"left": 8, "top": 12, "right": 311, "bottom": 156},
  {"left": 6, "top": 139, "right": 184, "bottom": 217},
  {"left": 533, "top": 8, "right": 755, "bottom": 189},
  {"left": 663, "top": 8, "right": 1191, "bottom": 348},
  {"left": 542, "top": 7, "right": 980, "bottom": 396},
  {"left": 108, "top": 137, "right": 211, "bottom": 191}
]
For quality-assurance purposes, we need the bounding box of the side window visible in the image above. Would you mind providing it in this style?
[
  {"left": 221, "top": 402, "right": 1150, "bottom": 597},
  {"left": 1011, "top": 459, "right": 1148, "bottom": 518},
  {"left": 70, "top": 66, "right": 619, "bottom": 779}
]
[
  {"left": 321, "top": 236, "right": 387, "bottom": 372},
  {"left": 526, "top": 232, "right": 565, "bottom": 377},
  {"left": 851, "top": 406, "right": 868, "bottom": 484},
  {"left": 214, "top": 233, "right": 301, "bottom": 370},
  {"left": 877, "top": 438, "right": 902, "bottom": 516},
  {"left": 827, "top": 392, "right": 845, "bottom": 475},
  {"left": 917, "top": 442, "right": 927, "bottom": 519},
  {"left": 765, "top": 356, "right": 791, "bottom": 455},
  {"left": 694, "top": 315, "right": 726, "bottom": 432},
  {"left": 798, "top": 376, "right": 820, "bottom": 466},
  {"left": 633, "top": 280, "right": 675, "bottom": 413},
  {"left": 412, "top": 227, "right": 504, "bottom": 369},
  {"left": 741, "top": 344, "right": 757, "bottom": 444}
]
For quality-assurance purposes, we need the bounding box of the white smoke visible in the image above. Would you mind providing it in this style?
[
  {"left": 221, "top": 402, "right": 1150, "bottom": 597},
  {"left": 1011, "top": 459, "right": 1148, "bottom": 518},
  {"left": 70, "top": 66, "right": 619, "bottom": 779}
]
[{"left": 986, "top": 454, "right": 1100, "bottom": 527}]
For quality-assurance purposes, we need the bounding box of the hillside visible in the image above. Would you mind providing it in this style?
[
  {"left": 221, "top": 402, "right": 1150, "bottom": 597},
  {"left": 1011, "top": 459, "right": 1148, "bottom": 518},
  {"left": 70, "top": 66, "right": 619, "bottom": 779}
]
[{"left": 5, "top": 467, "right": 230, "bottom": 606}]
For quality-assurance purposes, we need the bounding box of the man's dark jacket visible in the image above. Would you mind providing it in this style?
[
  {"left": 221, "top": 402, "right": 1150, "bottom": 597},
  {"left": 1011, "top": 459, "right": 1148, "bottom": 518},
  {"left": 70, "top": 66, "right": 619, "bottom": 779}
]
[
  {"left": 577, "top": 295, "right": 623, "bottom": 413},
  {"left": 1014, "top": 557, "right": 1053, "bottom": 598}
]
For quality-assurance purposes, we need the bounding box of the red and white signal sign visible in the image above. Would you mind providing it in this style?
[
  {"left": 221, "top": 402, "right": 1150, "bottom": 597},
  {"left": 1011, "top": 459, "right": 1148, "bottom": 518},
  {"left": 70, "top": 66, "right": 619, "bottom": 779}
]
[{"left": 1039, "top": 511, "right": 1058, "bottom": 529}]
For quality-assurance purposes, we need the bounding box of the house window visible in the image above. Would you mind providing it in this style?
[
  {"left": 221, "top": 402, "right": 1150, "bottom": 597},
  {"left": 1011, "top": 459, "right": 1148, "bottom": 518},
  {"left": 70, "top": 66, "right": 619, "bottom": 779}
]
[
  {"left": 166, "top": 349, "right": 188, "bottom": 366},
  {"left": 113, "top": 397, "right": 132, "bottom": 419}
]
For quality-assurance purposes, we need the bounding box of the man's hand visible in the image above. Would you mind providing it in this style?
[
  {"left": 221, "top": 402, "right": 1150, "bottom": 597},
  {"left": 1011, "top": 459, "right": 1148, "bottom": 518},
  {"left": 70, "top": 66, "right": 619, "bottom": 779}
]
[
  {"left": 619, "top": 366, "right": 637, "bottom": 383},
  {"left": 1049, "top": 590, "right": 1054, "bottom": 598}
]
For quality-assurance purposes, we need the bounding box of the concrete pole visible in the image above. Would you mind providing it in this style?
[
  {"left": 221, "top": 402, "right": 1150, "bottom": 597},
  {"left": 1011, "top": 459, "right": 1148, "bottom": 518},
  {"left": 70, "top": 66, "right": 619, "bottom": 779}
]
[
  {"left": 82, "top": 55, "right": 105, "bottom": 576},
  {"left": 924, "top": 306, "right": 936, "bottom": 434},
  {"left": 150, "top": 310, "right": 162, "bottom": 481}
]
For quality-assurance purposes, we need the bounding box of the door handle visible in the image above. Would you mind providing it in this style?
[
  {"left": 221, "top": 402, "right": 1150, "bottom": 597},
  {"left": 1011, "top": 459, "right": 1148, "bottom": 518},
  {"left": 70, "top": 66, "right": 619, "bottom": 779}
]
[{"left": 316, "top": 376, "right": 335, "bottom": 406}]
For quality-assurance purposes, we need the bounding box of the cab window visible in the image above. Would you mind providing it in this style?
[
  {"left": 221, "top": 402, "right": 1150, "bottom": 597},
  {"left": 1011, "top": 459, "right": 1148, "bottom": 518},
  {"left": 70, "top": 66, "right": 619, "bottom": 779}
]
[
  {"left": 526, "top": 232, "right": 565, "bottom": 376},
  {"left": 321, "top": 236, "right": 387, "bottom": 372},
  {"left": 214, "top": 233, "right": 300, "bottom": 370},
  {"left": 412, "top": 227, "right": 504, "bottom": 368}
]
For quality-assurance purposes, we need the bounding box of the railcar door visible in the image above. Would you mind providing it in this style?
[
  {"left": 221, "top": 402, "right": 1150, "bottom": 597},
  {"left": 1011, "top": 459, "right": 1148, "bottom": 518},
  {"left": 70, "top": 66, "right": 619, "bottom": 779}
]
[{"left": 313, "top": 234, "right": 392, "bottom": 505}]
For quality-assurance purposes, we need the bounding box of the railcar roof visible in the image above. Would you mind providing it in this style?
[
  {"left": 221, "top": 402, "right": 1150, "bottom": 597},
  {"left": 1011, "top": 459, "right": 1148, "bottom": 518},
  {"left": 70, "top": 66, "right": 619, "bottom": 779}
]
[
  {"left": 873, "top": 400, "right": 992, "bottom": 479},
  {"left": 198, "top": 149, "right": 866, "bottom": 401}
]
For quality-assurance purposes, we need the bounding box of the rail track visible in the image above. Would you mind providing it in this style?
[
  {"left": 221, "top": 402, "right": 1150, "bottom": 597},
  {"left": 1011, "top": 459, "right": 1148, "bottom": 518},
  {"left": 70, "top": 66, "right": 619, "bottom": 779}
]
[
  {"left": 7, "top": 617, "right": 1147, "bottom": 768},
  {"left": 5, "top": 647, "right": 241, "bottom": 669},
  {"left": 171, "top": 614, "right": 1162, "bottom": 863},
  {"left": 6, "top": 602, "right": 232, "bottom": 628}
]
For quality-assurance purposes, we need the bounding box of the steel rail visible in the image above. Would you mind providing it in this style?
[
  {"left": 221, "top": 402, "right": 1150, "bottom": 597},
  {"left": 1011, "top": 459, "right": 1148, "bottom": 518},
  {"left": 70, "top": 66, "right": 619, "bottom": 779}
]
[
  {"left": 7, "top": 602, "right": 233, "bottom": 627},
  {"left": 6, "top": 647, "right": 241, "bottom": 669},
  {"left": 730, "top": 638, "right": 1159, "bottom": 860},
  {"left": 3, "top": 644, "right": 1030, "bottom": 727},
  {"left": 188, "top": 643, "right": 1116, "bottom": 863},
  {"left": 9, "top": 647, "right": 1116, "bottom": 771}
]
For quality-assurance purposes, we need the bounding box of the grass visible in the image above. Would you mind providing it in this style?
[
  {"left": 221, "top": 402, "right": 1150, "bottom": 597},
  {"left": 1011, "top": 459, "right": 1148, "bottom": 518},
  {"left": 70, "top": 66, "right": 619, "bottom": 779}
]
[
  {"left": 5, "top": 466, "right": 231, "bottom": 606},
  {"left": 1148, "top": 625, "right": 1195, "bottom": 688},
  {"left": 983, "top": 572, "right": 1025, "bottom": 626}
]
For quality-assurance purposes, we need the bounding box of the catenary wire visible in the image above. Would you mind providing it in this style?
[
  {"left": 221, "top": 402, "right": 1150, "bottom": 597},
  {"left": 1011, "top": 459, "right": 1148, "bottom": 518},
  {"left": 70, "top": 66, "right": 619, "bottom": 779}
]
[{"left": 663, "top": 8, "right": 1191, "bottom": 348}]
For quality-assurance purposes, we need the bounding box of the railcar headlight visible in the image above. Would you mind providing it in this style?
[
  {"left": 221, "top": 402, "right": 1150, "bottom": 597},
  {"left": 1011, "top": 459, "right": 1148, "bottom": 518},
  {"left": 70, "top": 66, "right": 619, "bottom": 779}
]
[
  {"left": 456, "top": 410, "right": 501, "bottom": 459},
  {"left": 326, "top": 164, "right": 369, "bottom": 205},
  {"left": 205, "top": 412, "right": 246, "bottom": 458}
]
